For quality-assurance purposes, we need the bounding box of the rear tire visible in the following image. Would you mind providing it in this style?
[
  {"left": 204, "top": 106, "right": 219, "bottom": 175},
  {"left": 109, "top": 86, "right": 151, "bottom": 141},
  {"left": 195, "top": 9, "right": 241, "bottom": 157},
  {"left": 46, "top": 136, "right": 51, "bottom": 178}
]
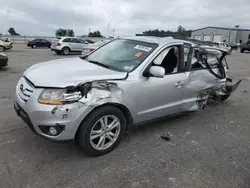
[
  {"left": 76, "top": 106, "right": 126, "bottom": 157},
  {"left": 62, "top": 47, "right": 70, "bottom": 55},
  {"left": 240, "top": 49, "right": 245, "bottom": 53}
]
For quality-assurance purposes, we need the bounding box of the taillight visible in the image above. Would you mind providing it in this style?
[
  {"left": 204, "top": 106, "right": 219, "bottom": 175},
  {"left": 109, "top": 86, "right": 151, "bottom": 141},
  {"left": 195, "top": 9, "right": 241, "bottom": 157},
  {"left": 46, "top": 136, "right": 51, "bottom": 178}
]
[
  {"left": 89, "top": 48, "right": 95, "bottom": 51},
  {"left": 57, "top": 42, "right": 61, "bottom": 46}
]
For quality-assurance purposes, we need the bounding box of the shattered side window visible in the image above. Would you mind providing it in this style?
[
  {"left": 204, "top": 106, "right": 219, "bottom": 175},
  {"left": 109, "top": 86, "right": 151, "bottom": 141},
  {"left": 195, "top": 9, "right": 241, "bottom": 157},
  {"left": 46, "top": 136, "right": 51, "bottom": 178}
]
[{"left": 191, "top": 48, "right": 223, "bottom": 70}]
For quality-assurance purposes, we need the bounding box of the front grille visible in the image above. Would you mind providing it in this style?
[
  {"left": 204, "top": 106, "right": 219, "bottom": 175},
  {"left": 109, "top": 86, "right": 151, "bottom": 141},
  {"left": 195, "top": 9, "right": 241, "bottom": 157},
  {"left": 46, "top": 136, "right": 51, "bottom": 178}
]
[{"left": 17, "top": 77, "right": 34, "bottom": 103}]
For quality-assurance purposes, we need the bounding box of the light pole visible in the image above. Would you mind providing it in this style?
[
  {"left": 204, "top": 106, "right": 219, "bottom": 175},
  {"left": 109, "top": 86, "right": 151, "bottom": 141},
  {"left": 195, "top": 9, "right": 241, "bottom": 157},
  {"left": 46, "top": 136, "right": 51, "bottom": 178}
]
[
  {"left": 235, "top": 25, "right": 240, "bottom": 42},
  {"left": 107, "top": 21, "right": 111, "bottom": 38}
]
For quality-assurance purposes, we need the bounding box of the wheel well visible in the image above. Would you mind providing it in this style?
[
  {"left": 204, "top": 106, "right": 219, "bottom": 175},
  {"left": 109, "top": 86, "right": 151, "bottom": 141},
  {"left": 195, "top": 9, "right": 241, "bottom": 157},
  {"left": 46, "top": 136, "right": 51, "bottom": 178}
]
[
  {"left": 75, "top": 103, "right": 133, "bottom": 139},
  {"left": 62, "top": 46, "right": 71, "bottom": 51},
  {"left": 105, "top": 103, "right": 133, "bottom": 128}
]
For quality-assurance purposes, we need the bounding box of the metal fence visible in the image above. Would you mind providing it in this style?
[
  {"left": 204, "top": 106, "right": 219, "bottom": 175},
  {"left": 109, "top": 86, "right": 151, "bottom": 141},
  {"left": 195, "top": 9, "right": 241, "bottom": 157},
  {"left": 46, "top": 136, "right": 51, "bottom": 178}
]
[{"left": 0, "top": 35, "right": 104, "bottom": 44}]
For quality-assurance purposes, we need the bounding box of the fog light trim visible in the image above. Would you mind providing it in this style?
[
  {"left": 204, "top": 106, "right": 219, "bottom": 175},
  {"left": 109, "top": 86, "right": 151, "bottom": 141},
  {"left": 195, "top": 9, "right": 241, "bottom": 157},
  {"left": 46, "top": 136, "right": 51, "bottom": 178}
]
[{"left": 38, "top": 125, "right": 65, "bottom": 136}]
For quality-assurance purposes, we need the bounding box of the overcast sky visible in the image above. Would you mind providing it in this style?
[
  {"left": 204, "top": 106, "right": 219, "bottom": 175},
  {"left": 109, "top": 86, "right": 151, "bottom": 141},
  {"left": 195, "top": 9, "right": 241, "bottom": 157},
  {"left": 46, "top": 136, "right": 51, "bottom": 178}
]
[{"left": 1, "top": 0, "right": 250, "bottom": 37}]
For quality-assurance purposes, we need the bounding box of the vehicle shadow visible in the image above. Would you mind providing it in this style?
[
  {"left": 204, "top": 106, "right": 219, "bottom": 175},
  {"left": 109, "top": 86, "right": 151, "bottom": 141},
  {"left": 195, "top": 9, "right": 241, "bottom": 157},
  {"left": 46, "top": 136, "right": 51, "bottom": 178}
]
[
  {"left": 0, "top": 67, "right": 9, "bottom": 71},
  {"left": 18, "top": 101, "right": 226, "bottom": 160},
  {"left": 128, "top": 112, "right": 190, "bottom": 136},
  {"left": 51, "top": 52, "right": 82, "bottom": 56}
]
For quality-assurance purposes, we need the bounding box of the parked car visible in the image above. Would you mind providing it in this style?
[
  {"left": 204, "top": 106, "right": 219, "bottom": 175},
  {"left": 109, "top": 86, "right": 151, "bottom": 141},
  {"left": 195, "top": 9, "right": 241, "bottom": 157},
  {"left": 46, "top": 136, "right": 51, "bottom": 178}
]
[
  {"left": 0, "top": 38, "right": 13, "bottom": 52},
  {"left": 216, "top": 42, "right": 232, "bottom": 54},
  {"left": 85, "top": 39, "right": 95, "bottom": 44},
  {"left": 14, "top": 36, "right": 241, "bottom": 156},
  {"left": 227, "top": 42, "right": 238, "bottom": 50},
  {"left": 240, "top": 40, "right": 250, "bottom": 53},
  {"left": 81, "top": 39, "right": 111, "bottom": 55},
  {"left": 27, "top": 39, "right": 51, "bottom": 48},
  {"left": 0, "top": 52, "right": 8, "bottom": 68},
  {"left": 50, "top": 37, "right": 88, "bottom": 55}
]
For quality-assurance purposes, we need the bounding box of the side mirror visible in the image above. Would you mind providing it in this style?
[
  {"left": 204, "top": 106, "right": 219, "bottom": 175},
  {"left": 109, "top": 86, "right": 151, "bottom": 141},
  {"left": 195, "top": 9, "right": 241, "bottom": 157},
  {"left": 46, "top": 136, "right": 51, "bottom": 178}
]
[{"left": 149, "top": 66, "right": 165, "bottom": 78}]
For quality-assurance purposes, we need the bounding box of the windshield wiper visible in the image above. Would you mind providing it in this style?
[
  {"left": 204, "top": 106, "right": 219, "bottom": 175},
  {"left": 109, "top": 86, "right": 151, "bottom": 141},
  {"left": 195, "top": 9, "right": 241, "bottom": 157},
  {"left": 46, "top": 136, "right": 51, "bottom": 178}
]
[{"left": 87, "top": 60, "right": 111, "bottom": 69}]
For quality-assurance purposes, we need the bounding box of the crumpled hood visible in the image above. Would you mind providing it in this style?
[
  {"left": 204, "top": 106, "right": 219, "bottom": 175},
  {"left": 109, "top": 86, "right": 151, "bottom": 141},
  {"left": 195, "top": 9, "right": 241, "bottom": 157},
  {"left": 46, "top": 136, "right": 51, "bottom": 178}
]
[{"left": 24, "top": 57, "right": 127, "bottom": 88}]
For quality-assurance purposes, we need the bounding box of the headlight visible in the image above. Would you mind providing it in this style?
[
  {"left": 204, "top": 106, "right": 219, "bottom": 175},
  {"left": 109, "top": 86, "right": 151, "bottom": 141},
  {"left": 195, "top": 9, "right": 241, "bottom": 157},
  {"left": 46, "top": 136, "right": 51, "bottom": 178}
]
[{"left": 38, "top": 89, "right": 82, "bottom": 105}]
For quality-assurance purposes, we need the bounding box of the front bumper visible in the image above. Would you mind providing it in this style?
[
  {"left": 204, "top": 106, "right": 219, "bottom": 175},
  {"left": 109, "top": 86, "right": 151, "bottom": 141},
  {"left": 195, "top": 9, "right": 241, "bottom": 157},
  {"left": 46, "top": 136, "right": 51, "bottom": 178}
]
[{"left": 14, "top": 77, "right": 94, "bottom": 141}]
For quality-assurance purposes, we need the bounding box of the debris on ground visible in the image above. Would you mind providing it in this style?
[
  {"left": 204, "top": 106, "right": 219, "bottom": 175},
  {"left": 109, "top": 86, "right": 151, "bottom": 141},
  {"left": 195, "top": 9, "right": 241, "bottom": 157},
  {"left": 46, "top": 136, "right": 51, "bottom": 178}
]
[
  {"left": 215, "top": 125, "right": 219, "bottom": 130},
  {"left": 241, "top": 90, "right": 248, "bottom": 93},
  {"left": 229, "top": 121, "right": 235, "bottom": 124},
  {"left": 168, "top": 143, "right": 174, "bottom": 147},
  {"left": 160, "top": 132, "right": 174, "bottom": 141}
]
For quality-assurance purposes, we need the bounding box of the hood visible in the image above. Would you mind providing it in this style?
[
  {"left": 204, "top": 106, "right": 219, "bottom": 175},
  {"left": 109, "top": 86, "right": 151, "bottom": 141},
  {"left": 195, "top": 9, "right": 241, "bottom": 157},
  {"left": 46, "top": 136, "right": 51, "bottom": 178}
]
[{"left": 24, "top": 57, "right": 127, "bottom": 88}]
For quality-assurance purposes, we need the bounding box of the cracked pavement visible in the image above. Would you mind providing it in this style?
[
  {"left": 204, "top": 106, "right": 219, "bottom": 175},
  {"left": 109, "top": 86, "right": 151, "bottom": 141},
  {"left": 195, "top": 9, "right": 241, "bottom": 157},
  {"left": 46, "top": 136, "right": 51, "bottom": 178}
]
[{"left": 0, "top": 45, "right": 249, "bottom": 188}]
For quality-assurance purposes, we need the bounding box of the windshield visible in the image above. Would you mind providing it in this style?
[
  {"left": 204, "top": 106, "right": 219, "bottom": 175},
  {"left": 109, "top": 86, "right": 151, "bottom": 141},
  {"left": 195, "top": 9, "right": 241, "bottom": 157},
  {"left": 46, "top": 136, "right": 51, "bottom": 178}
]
[{"left": 84, "top": 39, "right": 158, "bottom": 72}]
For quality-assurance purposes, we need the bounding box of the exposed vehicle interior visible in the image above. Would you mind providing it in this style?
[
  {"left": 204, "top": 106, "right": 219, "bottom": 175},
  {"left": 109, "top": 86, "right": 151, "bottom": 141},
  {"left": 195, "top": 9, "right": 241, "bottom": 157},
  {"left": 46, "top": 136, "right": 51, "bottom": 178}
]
[{"left": 153, "top": 47, "right": 179, "bottom": 74}]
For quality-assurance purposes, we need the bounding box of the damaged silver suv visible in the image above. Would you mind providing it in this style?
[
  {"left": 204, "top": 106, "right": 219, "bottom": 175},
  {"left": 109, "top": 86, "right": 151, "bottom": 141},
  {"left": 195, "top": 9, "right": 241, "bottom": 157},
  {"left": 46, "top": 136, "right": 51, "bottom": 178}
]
[{"left": 14, "top": 36, "right": 241, "bottom": 156}]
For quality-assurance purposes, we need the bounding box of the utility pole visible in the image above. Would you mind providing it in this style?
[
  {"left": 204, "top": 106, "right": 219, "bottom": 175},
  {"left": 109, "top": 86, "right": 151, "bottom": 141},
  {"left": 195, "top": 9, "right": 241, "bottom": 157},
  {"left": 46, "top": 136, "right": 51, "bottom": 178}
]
[
  {"left": 113, "top": 29, "right": 115, "bottom": 38},
  {"left": 88, "top": 28, "right": 91, "bottom": 35},
  {"left": 235, "top": 25, "right": 240, "bottom": 42},
  {"left": 107, "top": 21, "right": 111, "bottom": 38}
]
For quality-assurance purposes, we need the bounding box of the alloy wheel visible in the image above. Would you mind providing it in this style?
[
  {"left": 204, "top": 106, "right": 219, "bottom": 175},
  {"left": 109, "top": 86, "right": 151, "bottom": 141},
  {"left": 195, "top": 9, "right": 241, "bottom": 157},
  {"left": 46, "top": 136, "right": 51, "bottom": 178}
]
[
  {"left": 90, "top": 115, "right": 121, "bottom": 151},
  {"left": 63, "top": 48, "right": 70, "bottom": 55}
]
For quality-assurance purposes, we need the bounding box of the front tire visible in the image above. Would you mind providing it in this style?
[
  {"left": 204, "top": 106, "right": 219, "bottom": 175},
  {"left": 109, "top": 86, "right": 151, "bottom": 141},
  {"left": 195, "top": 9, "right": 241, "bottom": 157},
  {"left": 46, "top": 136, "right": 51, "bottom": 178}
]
[
  {"left": 62, "top": 47, "right": 70, "bottom": 55},
  {"left": 76, "top": 106, "right": 126, "bottom": 157},
  {"left": 0, "top": 46, "right": 5, "bottom": 52},
  {"left": 240, "top": 49, "right": 245, "bottom": 53}
]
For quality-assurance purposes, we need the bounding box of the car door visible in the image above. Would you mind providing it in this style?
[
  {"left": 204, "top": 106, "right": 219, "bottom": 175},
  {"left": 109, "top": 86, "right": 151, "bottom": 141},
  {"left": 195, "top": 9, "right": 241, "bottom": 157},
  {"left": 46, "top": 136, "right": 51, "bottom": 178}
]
[
  {"left": 35, "top": 39, "right": 42, "bottom": 47},
  {"left": 71, "top": 38, "right": 82, "bottom": 51},
  {"left": 135, "top": 44, "right": 186, "bottom": 123},
  {"left": 41, "top": 39, "right": 48, "bottom": 47},
  {"left": 63, "top": 38, "right": 74, "bottom": 50},
  {"left": 182, "top": 46, "right": 224, "bottom": 111}
]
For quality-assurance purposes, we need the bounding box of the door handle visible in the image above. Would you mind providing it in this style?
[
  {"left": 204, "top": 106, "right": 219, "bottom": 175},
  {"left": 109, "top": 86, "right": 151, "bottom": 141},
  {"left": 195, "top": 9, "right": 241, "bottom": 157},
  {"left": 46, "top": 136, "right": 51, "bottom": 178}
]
[{"left": 175, "top": 81, "right": 184, "bottom": 87}]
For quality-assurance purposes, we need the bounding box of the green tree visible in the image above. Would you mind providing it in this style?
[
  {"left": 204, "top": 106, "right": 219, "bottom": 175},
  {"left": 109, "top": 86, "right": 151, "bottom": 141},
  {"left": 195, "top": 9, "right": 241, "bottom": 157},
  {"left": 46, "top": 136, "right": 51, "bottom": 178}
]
[
  {"left": 8, "top": 27, "right": 20, "bottom": 35},
  {"left": 176, "top": 25, "right": 192, "bottom": 37},
  {"left": 67, "top": 29, "right": 74, "bottom": 37},
  {"left": 55, "top": 28, "right": 67, "bottom": 36},
  {"left": 141, "top": 26, "right": 192, "bottom": 38},
  {"left": 88, "top": 31, "right": 102, "bottom": 37},
  {"left": 55, "top": 28, "right": 75, "bottom": 37}
]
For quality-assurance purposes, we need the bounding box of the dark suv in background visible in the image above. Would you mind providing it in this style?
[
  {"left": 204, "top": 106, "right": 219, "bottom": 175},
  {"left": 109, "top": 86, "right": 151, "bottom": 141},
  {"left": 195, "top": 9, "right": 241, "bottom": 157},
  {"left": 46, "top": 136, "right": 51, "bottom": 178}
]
[{"left": 240, "top": 40, "right": 250, "bottom": 53}]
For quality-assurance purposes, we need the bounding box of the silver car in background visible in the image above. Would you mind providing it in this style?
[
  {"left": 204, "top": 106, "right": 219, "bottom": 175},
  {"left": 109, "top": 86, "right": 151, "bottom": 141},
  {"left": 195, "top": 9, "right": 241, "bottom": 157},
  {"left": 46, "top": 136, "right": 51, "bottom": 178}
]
[
  {"left": 14, "top": 36, "right": 241, "bottom": 157},
  {"left": 216, "top": 42, "right": 232, "bottom": 55},
  {"left": 51, "top": 37, "right": 88, "bottom": 55},
  {"left": 82, "top": 39, "right": 111, "bottom": 55}
]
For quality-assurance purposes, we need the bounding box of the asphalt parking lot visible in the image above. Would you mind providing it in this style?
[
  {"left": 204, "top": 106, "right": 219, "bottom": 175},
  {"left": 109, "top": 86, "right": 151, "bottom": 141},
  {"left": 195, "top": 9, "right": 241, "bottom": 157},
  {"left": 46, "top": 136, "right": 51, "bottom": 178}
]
[{"left": 0, "top": 45, "right": 250, "bottom": 188}]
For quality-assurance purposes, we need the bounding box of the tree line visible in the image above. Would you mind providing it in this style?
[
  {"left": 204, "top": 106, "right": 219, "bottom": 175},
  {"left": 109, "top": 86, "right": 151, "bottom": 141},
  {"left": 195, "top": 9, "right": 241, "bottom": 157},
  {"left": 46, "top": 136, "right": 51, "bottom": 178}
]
[
  {"left": 6, "top": 27, "right": 103, "bottom": 37},
  {"left": 6, "top": 25, "right": 191, "bottom": 38},
  {"left": 141, "top": 25, "right": 192, "bottom": 37},
  {"left": 55, "top": 28, "right": 102, "bottom": 37}
]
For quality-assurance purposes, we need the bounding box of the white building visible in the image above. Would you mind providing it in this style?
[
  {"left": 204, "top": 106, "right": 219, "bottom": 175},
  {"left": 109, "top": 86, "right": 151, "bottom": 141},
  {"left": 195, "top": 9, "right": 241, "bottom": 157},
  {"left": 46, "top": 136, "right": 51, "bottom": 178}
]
[{"left": 191, "top": 26, "right": 250, "bottom": 43}]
